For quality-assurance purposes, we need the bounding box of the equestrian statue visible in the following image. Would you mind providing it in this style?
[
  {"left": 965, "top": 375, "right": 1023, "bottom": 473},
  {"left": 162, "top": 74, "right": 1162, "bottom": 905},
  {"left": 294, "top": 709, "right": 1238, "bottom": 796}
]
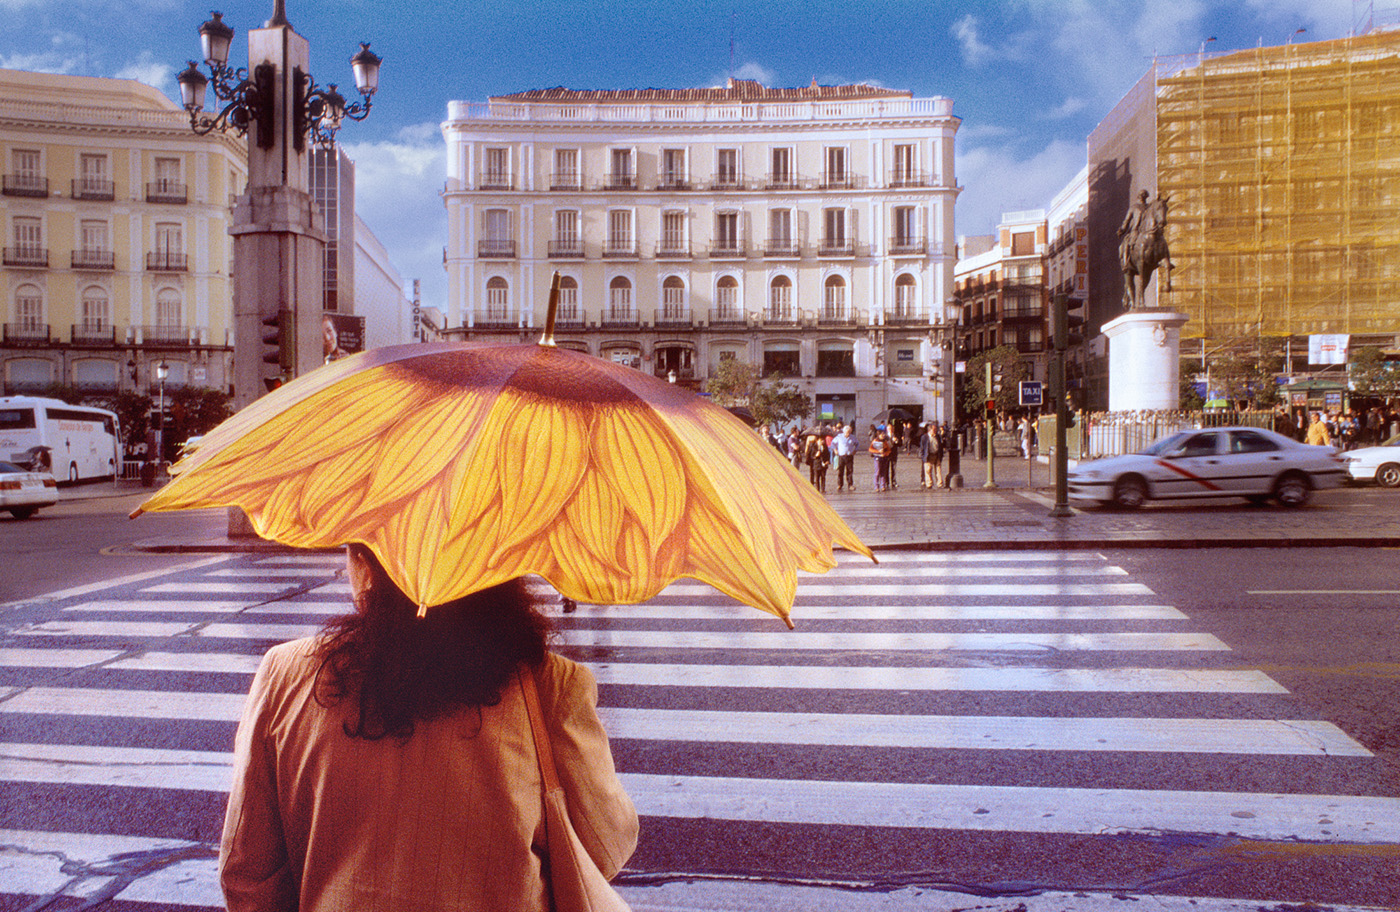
[{"left": 1118, "top": 189, "right": 1174, "bottom": 310}]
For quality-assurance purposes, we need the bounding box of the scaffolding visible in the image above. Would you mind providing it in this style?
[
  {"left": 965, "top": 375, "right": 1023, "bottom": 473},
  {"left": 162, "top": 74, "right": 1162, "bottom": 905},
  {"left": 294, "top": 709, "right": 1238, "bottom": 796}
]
[{"left": 1155, "top": 30, "right": 1400, "bottom": 349}]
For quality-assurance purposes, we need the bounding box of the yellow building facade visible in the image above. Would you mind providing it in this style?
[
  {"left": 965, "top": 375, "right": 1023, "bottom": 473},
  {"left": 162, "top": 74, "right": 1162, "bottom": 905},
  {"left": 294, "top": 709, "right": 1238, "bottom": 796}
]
[
  {"left": 0, "top": 68, "right": 246, "bottom": 396},
  {"left": 441, "top": 79, "right": 961, "bottom": 427}
]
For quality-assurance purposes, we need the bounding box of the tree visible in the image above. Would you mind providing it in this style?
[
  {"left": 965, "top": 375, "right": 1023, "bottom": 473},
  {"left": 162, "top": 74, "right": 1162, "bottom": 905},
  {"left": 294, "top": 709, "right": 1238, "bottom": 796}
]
[
  {"left": 960, "top": 345, "right": 1031, "bottom": 416},
  {"left": 1349, "top": 346, "right": 1400, "bottom": 399},
  {"left": 750, "top": 372, "right": 812, "bottom": 430},
  {"left": 1179, "top": 361, "right": 1205, "bottom": 411},
  {"left": 92, "top": 391, "right": 154, "bottom": 452},
  {"left": 167, "top": 387, "right": 233, "bottom": 447},
  {"left": 703, "top": 358, "right": 760, "bottom": 407}
]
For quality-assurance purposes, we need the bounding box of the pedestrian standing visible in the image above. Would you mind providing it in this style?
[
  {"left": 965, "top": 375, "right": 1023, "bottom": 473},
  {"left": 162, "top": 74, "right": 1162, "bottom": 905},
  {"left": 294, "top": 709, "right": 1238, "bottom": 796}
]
[
  {"left": 833, "top": 425, "right": 858, "bottom": 491},
  {"left": 869, "top": 429, "right": 891, "bottom": 492}
]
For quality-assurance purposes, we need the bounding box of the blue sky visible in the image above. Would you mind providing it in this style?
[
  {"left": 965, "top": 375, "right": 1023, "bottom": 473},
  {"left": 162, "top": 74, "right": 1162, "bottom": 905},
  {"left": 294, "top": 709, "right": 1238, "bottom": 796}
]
[{"left": 0, "top": 0, "right": 1364, "bottom": 310}]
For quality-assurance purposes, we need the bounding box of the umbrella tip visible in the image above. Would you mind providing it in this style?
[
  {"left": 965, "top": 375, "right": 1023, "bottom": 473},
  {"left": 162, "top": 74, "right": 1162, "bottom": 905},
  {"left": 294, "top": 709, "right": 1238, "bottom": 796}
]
[{"left": 128, "top": 507, "right": 144, "bottom": 520}]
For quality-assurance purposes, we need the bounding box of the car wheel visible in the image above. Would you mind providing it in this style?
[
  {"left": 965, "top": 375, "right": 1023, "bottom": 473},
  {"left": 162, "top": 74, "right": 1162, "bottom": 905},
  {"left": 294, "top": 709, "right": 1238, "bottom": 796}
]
[
  {"left": 1376, "top": 463, "right": 1400, "bottom": 488},
  {"left": 8, "top": 507, "right": 37, "bottom": 520},
  {"left": 1112, "top": 476, "right": 1147, "bottom": 509},
  {"left": 1273, "top": 472, "right": 1311, "bottom": 507}
]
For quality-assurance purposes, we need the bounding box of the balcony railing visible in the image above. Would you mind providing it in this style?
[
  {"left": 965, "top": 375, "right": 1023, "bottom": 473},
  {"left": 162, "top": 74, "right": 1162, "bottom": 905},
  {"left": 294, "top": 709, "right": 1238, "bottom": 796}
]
[
  {"left": 763, "top": 308, "right": 802, "bottom": 327},
  {"left": 820, "top": 172, "right": 853, "bottom": 189},
  {"left": 708, "top": 242, "right": 746, "bottom": 259},
  {"left": 818, "top": 308, "right": 858, "bottom": 327},
  {"left": 818, "top": 239, "right": 855, "bottom": 258},
  {"left": 602, "top": 173, "right": 636, "bottom": 191},
  {"left": 601, "top": 309, "right": 640, "bottom": 328},
  {"left": 3, "top": 323, "right": 50, "bottom": 344},
  {"left": 72, "top": 179, "right": 115, "bottom": 200},
  {"left": 145, "top": 181, "right": 187, "bottom": 204},
  {"left": 708, "top": 308, "right": 747, "bottom": 327},
  {"left": 71, "top": 249, "right": 115, "bottom": 270},
  {"left": 146, "top": 252, "right": 188, "bottom": 271},
  {"left": 479, "top": 173, "right": 512, "bottom": 190},
  {"left": 554, "top": 307, "right": 585, "bottom": 327},
  {"left": 3, "top": 247, "right": 48, "bottom": 267},
  {"left": 549, "top": 172, "right": 581, "bottom": 190},
  {"left": 655, "top": 242, "right": 691, "bottom": 259},
  {"left": 602, "top": 240, "right": 638, "bottom": 259},
  {"left": 657, "top": 176, "right": 691, "bottom": 191},
  {"left": 2, "top": 174, "right": 48, "bottom": 197},
  {"left": 763, "top": 240, "right": 801, "bottom": 259},
  {"left": 548, "top": 240, "right": 585, "bottom": 259},
  {"left": 889, "top": 236, "right": 927, "bottom": 256},
  {"left": 71, "top": 324, "right": 117, "bottom": 345},
  {"left": 654, "top": 309, "right": 693, "bottom": 328},
  {"left": 710, "top": 175, "right": 744, "bottom": 191},
  {"left": 474, "top": 312, "right": 518, "bottom": 329},
  {"left": 478, "top": 239, "right": 517, "bottom": 258},
  {"left": 889, "top": 172, "right": 928, "bottom": 188},
  {"left": 139, "top": 324, "right": 195, "bottom": 345},
  {"left": 765, "top": 173, "right": 798, "bottom": 190},
  {"left": 883, "top": 310, "right": 928, "bottom": 325}
]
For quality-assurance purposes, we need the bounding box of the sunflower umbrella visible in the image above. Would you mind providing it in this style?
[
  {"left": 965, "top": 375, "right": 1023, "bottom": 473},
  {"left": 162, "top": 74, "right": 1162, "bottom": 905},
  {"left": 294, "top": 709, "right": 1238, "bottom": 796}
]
[{"left": 132, "top": 340, "right": 873, "bottom": 627}]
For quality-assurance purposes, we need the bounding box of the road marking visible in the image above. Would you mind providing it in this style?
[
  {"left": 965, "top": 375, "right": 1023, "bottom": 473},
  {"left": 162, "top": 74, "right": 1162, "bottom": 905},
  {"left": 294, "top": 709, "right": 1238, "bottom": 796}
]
[
  {"left": 0, "top": 647, "right": 123, "bottom": 668},
  {"left": 620, "top": 773, "right": 1400, "bottom": 844},
  {"left": 797, "top": 565, "right": 1129, "bottom": 578},
  {"left": 17, "top": 620, "right": 204, "bottom": 638},
  {"left": 0, "top": 555, "right": 232, "bottom": 609},
  {"left": 559, "top": 603, "right": 1187, "bottom": 620},
  {"left": 588, "top": 663, "right": 1287, "bottom": 693},
  {"left": 1, "top": 687, "right": 245, "bottom": 721},
  {"left": 0, "top": 742, "right": 231, "bottom": 791},
  {"left": 141, "top": 582, "right": 320, "bottom": 595},
  {"left": 559, "top": 630, "right": 1230, "bottom": 652},
  {"left": 1248, "top": 589, "right": 1400, "bottom": 595},
  {"left": 660, "top": 582, "right": 1154, "bottom": 597},
  {"left": 62, "top": 599, "right": 252, "bottom": 614},
  {"left": 206, "top": 568, "right": 341, "bottom": 579}
]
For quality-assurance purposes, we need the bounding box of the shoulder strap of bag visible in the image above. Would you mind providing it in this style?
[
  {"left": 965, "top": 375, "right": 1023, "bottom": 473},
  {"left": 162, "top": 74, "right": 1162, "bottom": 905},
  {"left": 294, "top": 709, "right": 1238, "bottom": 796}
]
[{"left": 519, "top": 664, "right": 560, "bottom": 792}]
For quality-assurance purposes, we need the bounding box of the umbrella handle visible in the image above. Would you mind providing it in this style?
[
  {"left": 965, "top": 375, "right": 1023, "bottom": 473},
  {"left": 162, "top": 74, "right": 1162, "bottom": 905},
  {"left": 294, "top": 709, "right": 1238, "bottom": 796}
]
[{"left": 540, "top": 271, "right": 561, "bottom": 348}]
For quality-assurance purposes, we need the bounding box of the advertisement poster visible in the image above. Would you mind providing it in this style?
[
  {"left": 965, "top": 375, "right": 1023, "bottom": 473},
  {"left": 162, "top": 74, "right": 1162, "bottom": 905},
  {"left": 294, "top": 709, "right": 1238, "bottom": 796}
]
[
  {"left": 1308, "top": 334, "right": 1349, "bottom": 365},
  {"left": 322, "top": 313, "right": 365, "bottom": 363}
]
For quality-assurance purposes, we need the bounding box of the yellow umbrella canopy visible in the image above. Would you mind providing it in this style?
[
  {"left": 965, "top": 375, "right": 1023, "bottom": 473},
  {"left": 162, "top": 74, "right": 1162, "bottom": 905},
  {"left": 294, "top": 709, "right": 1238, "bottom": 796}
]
[{"left": 133, "top": 341, "right": 873, "bottom": 626}]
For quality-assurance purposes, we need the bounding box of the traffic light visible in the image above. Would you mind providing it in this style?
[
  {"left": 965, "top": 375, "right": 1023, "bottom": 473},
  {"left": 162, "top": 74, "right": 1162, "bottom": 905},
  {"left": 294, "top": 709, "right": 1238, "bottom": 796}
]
[
  {"left": 261, "top": 308, "right": 294, "bottom": 392},
  {"left": 1052, "top": 293, "right": 1085, "bottom": 351}
]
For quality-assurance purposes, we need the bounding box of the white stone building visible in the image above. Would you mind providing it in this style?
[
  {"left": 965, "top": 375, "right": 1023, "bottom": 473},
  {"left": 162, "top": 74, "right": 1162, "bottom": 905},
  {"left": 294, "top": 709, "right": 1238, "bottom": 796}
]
[{"left": 441, "top": 78, "right": 961, "bottom": 428}]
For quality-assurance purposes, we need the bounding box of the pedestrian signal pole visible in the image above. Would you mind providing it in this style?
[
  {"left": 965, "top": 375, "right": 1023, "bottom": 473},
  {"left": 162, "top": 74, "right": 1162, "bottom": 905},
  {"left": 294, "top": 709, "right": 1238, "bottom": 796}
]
[
  {"left": 984, "top": 361, "right": 999, "bottom": 488},
  {"left": 1050, "top": 292, "right": 1082, "bottom": 516}
]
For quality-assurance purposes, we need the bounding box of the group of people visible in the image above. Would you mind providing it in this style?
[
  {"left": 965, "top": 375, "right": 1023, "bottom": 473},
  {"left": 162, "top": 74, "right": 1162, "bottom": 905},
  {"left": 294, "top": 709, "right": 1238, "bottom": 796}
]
[
  {"left": 764, "top": 419, "right": 967, "bottom": 494},
  {"left": 1291, "top": 405, "right": 1400, "bottom": 450}
]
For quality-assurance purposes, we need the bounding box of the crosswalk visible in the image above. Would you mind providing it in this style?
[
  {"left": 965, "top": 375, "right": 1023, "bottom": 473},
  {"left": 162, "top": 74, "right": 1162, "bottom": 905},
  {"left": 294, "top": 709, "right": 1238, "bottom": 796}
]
[{"left": 1, "top": 550, "right": 1396, "bottom": 911}]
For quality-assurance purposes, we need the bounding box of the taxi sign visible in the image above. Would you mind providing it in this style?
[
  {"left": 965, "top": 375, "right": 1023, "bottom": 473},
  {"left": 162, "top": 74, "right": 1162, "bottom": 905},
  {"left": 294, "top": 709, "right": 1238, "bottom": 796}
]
[{"left": 1019, "top": 381, "right": 1043, "bottom": 407}]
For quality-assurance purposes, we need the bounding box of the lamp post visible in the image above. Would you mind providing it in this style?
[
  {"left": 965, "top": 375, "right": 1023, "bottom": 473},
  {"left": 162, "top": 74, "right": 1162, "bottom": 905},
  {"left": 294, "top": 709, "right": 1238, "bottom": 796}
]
[
  {"left": 174, "top": 1, "right": 381, "bottom": 409},
  {"left": 155, "top": 360, "right": 169, "bottom": 471}
]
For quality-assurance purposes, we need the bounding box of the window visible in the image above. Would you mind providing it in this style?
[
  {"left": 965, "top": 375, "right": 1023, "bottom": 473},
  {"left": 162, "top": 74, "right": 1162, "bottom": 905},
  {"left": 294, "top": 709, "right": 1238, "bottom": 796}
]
[
  {"left": 77, "top": 154, "right": 111, "bottom": 198},
  {"left": 557, "top": 276, "right": 580, "bottom": 321},
  {"left": 80, "top": 220, "right": 108, "bottom": 254},
  {"left": 892, "top": 144, "right": 916, "bottom": 185},
  {"left": 483, "top": 148, "right": 510, "bottom": 188},
  {"left": 714, "top": 211, "right": 740, "bottom": 251},
  {"left": 661, "top": 149, "right": 687, "bottom": 187},
  {"left": 609, "top": 148, "right": 634, "bottom": 189},
  {"left": 763, "top": 343, "right": 800, "bottom": 378},
  {"left": 661, "top": 210, "right": 686, "bottom": 253},
  {"left": 769, "top": 276, "right": 793, "bottom": 321},
  {"left": 81, "top": 287, "right": 110, "bottom": 331},
  {"left": 555, "top": 210, "right": 579, "bottom": 243},
  {"left": 14, "top": 285, "right": 42, "bottom": 330},
  {"left": 156, "top": 287, "right": 182, "bottom": 327},
  {"left": 716, "top": 148, "right": 740, "bottom": 188},
  {"left": 155, "top": 222, "right": 182, "bottom": 254},
  {"left": 823, "top": 276, "right": 847, "bottom": 320},
  {"left": 485, "top": 277, "right": 509, "bottom": 320},
  {"left": 662, "top": 276, "right": 686, "bottom": 319},
  {"left": 1230, "top": 430, "right": 1281, "bottom": 454},
  {"left": 1176, "top": 433, "right": 1219, "bottom": 459},
  {"left": 894, "top": 274, "right": 917, "bottom": 317},
  {"left": 824, "top": 208, "right": 846, "bottom": 242},
  {"left": 769, "top": 147, "right": 793, "bottom": 188},
  {"left": 892, "top": 207, "right": 918, "bottom": 250},
  {"left": 1011, "top": 231, "right": 1035, "bottom": 257},
  {"left": 13, "top": 216, "right": 42, "bottom": 254},
  {"left": 715, "top": 276, "right": 740, "bottom": 319},
  {"left": 824, "top": 147, "right": 847, "bottom": 187},
  {"left": 608, "top": 277, "right": 633, "bottom": 319},
  {"left": 154, "top": 157, "right": 180, "bottom": 192},
  {"left": 817, "top": 344, "right": 855, "bottom": 377},
  {"left": 553, "top": 149, "right": 579, "bottom": 189},
  {"left": 767, "top": 208, "right": 795, "bottom": 255},
  {"left": 14, "top": 149, "right": 41, "bottom": 177},
  {"left": 607, "top": 210, "right": 634, "bottom": 255},
  {"left": 481, "top": 209, "right": 513, "bottom": 257}
]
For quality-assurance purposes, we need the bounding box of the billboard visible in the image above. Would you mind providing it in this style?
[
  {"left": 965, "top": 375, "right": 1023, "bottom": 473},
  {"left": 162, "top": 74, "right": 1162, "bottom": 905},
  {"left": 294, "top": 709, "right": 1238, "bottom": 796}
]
[
  {"left": 1308, "top": 334, "right": 1349, "bottom": 365},
  {"left": 323, "top": 313, "right": 365, "bottom": 363}
]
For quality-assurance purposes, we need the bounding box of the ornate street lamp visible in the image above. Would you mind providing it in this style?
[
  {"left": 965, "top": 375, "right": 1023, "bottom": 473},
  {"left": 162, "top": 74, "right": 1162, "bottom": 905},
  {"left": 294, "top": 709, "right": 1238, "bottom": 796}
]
[
  {"left": 155, "top": 360, "right": 169, "bottom": 471},
  {"left": 176, "top": 5, "right": 381, "bottom": 148}
]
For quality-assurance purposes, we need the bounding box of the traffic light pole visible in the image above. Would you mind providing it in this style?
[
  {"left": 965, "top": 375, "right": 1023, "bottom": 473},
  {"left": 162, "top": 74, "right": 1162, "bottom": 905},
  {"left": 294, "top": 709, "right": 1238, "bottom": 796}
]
[
  {"left": 1050, "top": 292, "right": 1073, "bottom": 517},
  {"left": 984, "top": 361, "right": 997, "bottom": 489}
]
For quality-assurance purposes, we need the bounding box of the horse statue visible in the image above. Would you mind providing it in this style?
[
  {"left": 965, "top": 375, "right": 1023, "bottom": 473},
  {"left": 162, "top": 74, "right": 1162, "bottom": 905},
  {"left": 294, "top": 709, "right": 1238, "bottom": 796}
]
[{"left": 1118, "top": 190, "right": 1174, "bottom": 310}]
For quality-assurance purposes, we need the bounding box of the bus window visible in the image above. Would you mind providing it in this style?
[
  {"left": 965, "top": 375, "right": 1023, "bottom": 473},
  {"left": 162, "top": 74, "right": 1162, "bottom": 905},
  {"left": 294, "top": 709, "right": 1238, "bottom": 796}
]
[{"left": 0, "top": 409, "right": 37, "bottom": 430}]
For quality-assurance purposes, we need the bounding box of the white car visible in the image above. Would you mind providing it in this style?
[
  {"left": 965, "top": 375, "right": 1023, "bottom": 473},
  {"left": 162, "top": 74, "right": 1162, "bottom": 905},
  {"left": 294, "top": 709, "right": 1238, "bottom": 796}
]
[
  {"left": 0, "top": 460, "right": 59, "bottom": 519},
  {"left": 1343, "top": 434, "right": 1400, "bottom": 487},
  {"left": 1068, "top": 426, "right": 1346, "bottom": 509}
]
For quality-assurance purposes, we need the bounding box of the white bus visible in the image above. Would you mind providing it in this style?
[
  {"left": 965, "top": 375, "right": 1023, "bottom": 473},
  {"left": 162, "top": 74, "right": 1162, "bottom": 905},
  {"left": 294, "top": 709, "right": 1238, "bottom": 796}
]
[{"left": 0, "top": 396, "right": 122, "bottom": 484}]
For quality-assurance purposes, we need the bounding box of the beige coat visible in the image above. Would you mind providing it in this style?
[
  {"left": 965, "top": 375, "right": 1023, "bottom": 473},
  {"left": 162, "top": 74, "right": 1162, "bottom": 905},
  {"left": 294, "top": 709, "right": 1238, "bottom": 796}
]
[{"left": 220, "top": 642, "right": 638, "bottom": 911}]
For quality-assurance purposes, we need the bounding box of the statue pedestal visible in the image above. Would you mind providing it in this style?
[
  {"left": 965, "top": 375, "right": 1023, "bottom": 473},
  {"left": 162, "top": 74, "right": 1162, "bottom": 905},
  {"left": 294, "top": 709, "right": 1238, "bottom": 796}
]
[{"left": 1102, "top": 311, "right": 1189, "bottom": 411}]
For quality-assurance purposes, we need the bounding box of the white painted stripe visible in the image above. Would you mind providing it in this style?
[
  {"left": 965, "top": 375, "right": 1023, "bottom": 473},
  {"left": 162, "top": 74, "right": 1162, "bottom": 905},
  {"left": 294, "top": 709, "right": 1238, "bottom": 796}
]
[
  {"left": 0, "top": 647, "right": 122, "bottom": 668},
  {"left": 0, "top": 555, "right": 231, "bottom": 609},
  {"left": 658, "top": 582, "right": 1153, "bottom": 597},
  {"left": 109, "top": 651, "right": 264, "bottom": 674},
  {"left": 832, "top": 551, "right": 1105, "bottom": 563},
  {"left": 248, "top": 554, "right": 343, "bottom": 565},
  {"left": 63, "top": 599, "right": 250, "bottom": 614},
  {"left": 0, "top": 742, "right": 231, "bottom": 791},
  {"left": 195, "top": 623, "right": 319, "bottom": 640},
  {"left": 1249, "top": 589, "right": 1400, "bottom": 595},
  {"left": 0, "top": 829, "right": 220, "bottom": 907},
  {"left": 141, "top": 582, "right": 313, "bottom": 594},
  {"left": 586, "top": 663, "right": 1287, "bottom": 694},
  {"left": 2, "top": 687, "right": 244, "bottom": 722},
  {"left": 558, "top": 604, "right": 1187, "bottom": 621},
  {"left": 596, "top": 708, "right": 1369, "bottom": 756},
  {"left": 798, "top": 565, "right": 1130, "bottom": 578},
  {"left": 5, "top": 688, "right": 1351, "bottom": 758},
  {"left": 207, "top": 568, "right": 341, "bottom": 579},
  {"left": 560, "top": 630, "right": 1230, "bottom": 652},
  {"left": 619, "top": 773, "right": 1400, "bottom": 844},
  {"left": 17, "top": 620, "right": 201, "bottom": 638}
]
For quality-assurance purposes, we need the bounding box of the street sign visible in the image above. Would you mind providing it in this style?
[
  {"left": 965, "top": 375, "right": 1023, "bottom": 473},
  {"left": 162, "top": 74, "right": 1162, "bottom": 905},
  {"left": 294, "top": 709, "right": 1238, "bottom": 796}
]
[{"left": 1019, "top": 381, "right": 1043, "bottom": 407}]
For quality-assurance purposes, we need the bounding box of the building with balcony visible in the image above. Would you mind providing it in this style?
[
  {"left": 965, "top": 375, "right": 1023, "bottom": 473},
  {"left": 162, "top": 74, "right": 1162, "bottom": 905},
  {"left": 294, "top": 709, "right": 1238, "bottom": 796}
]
[
  {"left": 1, "top": 68, "right": 247, "bottom": 397},
  {"left": 441, "top": 78, "right": 961, "bottom": 428},
  {"left": 953, "top": 211, "right": 1051, "bottom": 391}
]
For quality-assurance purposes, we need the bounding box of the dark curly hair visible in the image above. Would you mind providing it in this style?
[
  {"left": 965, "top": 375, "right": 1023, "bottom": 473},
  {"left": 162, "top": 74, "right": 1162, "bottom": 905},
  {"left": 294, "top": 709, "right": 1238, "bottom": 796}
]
[{"left": 315, "top": 544, "right": 552, "bottom": 740}]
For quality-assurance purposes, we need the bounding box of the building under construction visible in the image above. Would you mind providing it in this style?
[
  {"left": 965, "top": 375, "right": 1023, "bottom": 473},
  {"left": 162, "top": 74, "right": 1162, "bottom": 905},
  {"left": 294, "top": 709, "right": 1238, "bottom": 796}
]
[{"left": 1088, "top": 27, "right": 1400, "bottom": 382}]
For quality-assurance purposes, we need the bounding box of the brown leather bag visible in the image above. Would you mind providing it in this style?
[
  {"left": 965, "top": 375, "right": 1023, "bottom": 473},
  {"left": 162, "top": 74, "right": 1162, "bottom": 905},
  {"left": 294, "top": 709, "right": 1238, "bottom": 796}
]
[{"left": 519, "top": 666, "right": 632, "bottom": 912}]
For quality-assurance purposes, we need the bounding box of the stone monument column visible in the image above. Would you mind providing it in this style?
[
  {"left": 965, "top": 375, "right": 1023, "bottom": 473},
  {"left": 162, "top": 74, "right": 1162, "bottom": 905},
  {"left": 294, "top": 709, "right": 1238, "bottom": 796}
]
[{"left": 1102, "top": 311, "right": 1190, "bottom": 411}]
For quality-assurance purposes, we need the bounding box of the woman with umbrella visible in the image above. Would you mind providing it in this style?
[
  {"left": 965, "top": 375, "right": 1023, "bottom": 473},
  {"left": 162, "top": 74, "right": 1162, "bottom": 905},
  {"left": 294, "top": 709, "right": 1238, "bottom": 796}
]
[{"left": 220, "top": 543, "right": 639, "bottom": 910}]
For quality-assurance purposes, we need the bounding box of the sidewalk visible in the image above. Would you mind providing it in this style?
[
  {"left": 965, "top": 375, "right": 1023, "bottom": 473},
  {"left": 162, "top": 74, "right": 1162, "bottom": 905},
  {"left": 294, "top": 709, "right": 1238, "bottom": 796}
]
[{"left": 74, "top": 453, "right": 1400, "bottom": 554}]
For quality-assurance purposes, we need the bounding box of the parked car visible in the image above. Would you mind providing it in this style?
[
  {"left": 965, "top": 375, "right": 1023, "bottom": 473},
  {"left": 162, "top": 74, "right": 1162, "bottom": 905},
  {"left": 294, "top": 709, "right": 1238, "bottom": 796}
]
[
  {"left": 1343, "top": 433, "right": 1400, "bottom": 487},
  {"left": 1068, "top": 426, "right": 1346, "bottom": 509},
  {"left": 0, "top": 460, "right": 59, "bottom": 519}
]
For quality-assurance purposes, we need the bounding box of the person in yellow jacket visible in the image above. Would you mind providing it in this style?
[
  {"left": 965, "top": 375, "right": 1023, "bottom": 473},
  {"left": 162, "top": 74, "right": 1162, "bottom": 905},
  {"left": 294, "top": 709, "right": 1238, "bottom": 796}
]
[{"left": 1305, "top": 412, "right": 1332, "bottom": 447}]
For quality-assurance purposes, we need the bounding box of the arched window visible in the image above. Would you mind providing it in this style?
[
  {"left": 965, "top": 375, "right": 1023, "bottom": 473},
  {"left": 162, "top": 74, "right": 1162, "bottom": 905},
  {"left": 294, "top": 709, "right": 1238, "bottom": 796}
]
[
  {"left": 894, "top": 273, "right": 917, "bottom": 318},
  {"left": 485, "top": 276, "right": 509, "bottom": 320},
  {"left": 608, "top": 276, "right": 632, "bottom": 319},
  {"left": 769, "top": 275, "right": 792, "bottom": 321},
  {"left": 715, "top": 276, "right": 740, "bottom": 321},
  {"left": 557, "top": 276, "right": 579, "bottom": 321},
  {"left": 81, "top": 286, "right": 110, "bottom": 331},
  {"left": 662, "top": 276, "right": 686, "bottom": 320},
  {"left": 156, "top": 287, "right": 182, "bottom": 327},
  {"left": 13, "top": 284, "right": 42, "bottom": 331},
  {"left": 823, "top": 275, "right": 846, "bottom": 321}
]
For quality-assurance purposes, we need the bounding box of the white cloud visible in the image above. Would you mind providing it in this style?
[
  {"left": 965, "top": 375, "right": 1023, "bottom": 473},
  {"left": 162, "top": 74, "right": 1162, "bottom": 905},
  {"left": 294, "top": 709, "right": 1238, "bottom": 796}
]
[
  {"left": 951, "top": 14, "right": 994, "bottom": 67},
  {"left": 955, "top": 139, "right": 1085, "bottom": 237},
  {"left": 1043, "top": 96, "right": 1089, "bottom": 120},
  {"left": 732, "top": 61, "right": 777, "bottom": 85},
  {"left": 0, "top": 50, "right": 79, "bottom": 72},
  {"left": 113, "top": 52, "right": 172, "bottom": 90}
]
